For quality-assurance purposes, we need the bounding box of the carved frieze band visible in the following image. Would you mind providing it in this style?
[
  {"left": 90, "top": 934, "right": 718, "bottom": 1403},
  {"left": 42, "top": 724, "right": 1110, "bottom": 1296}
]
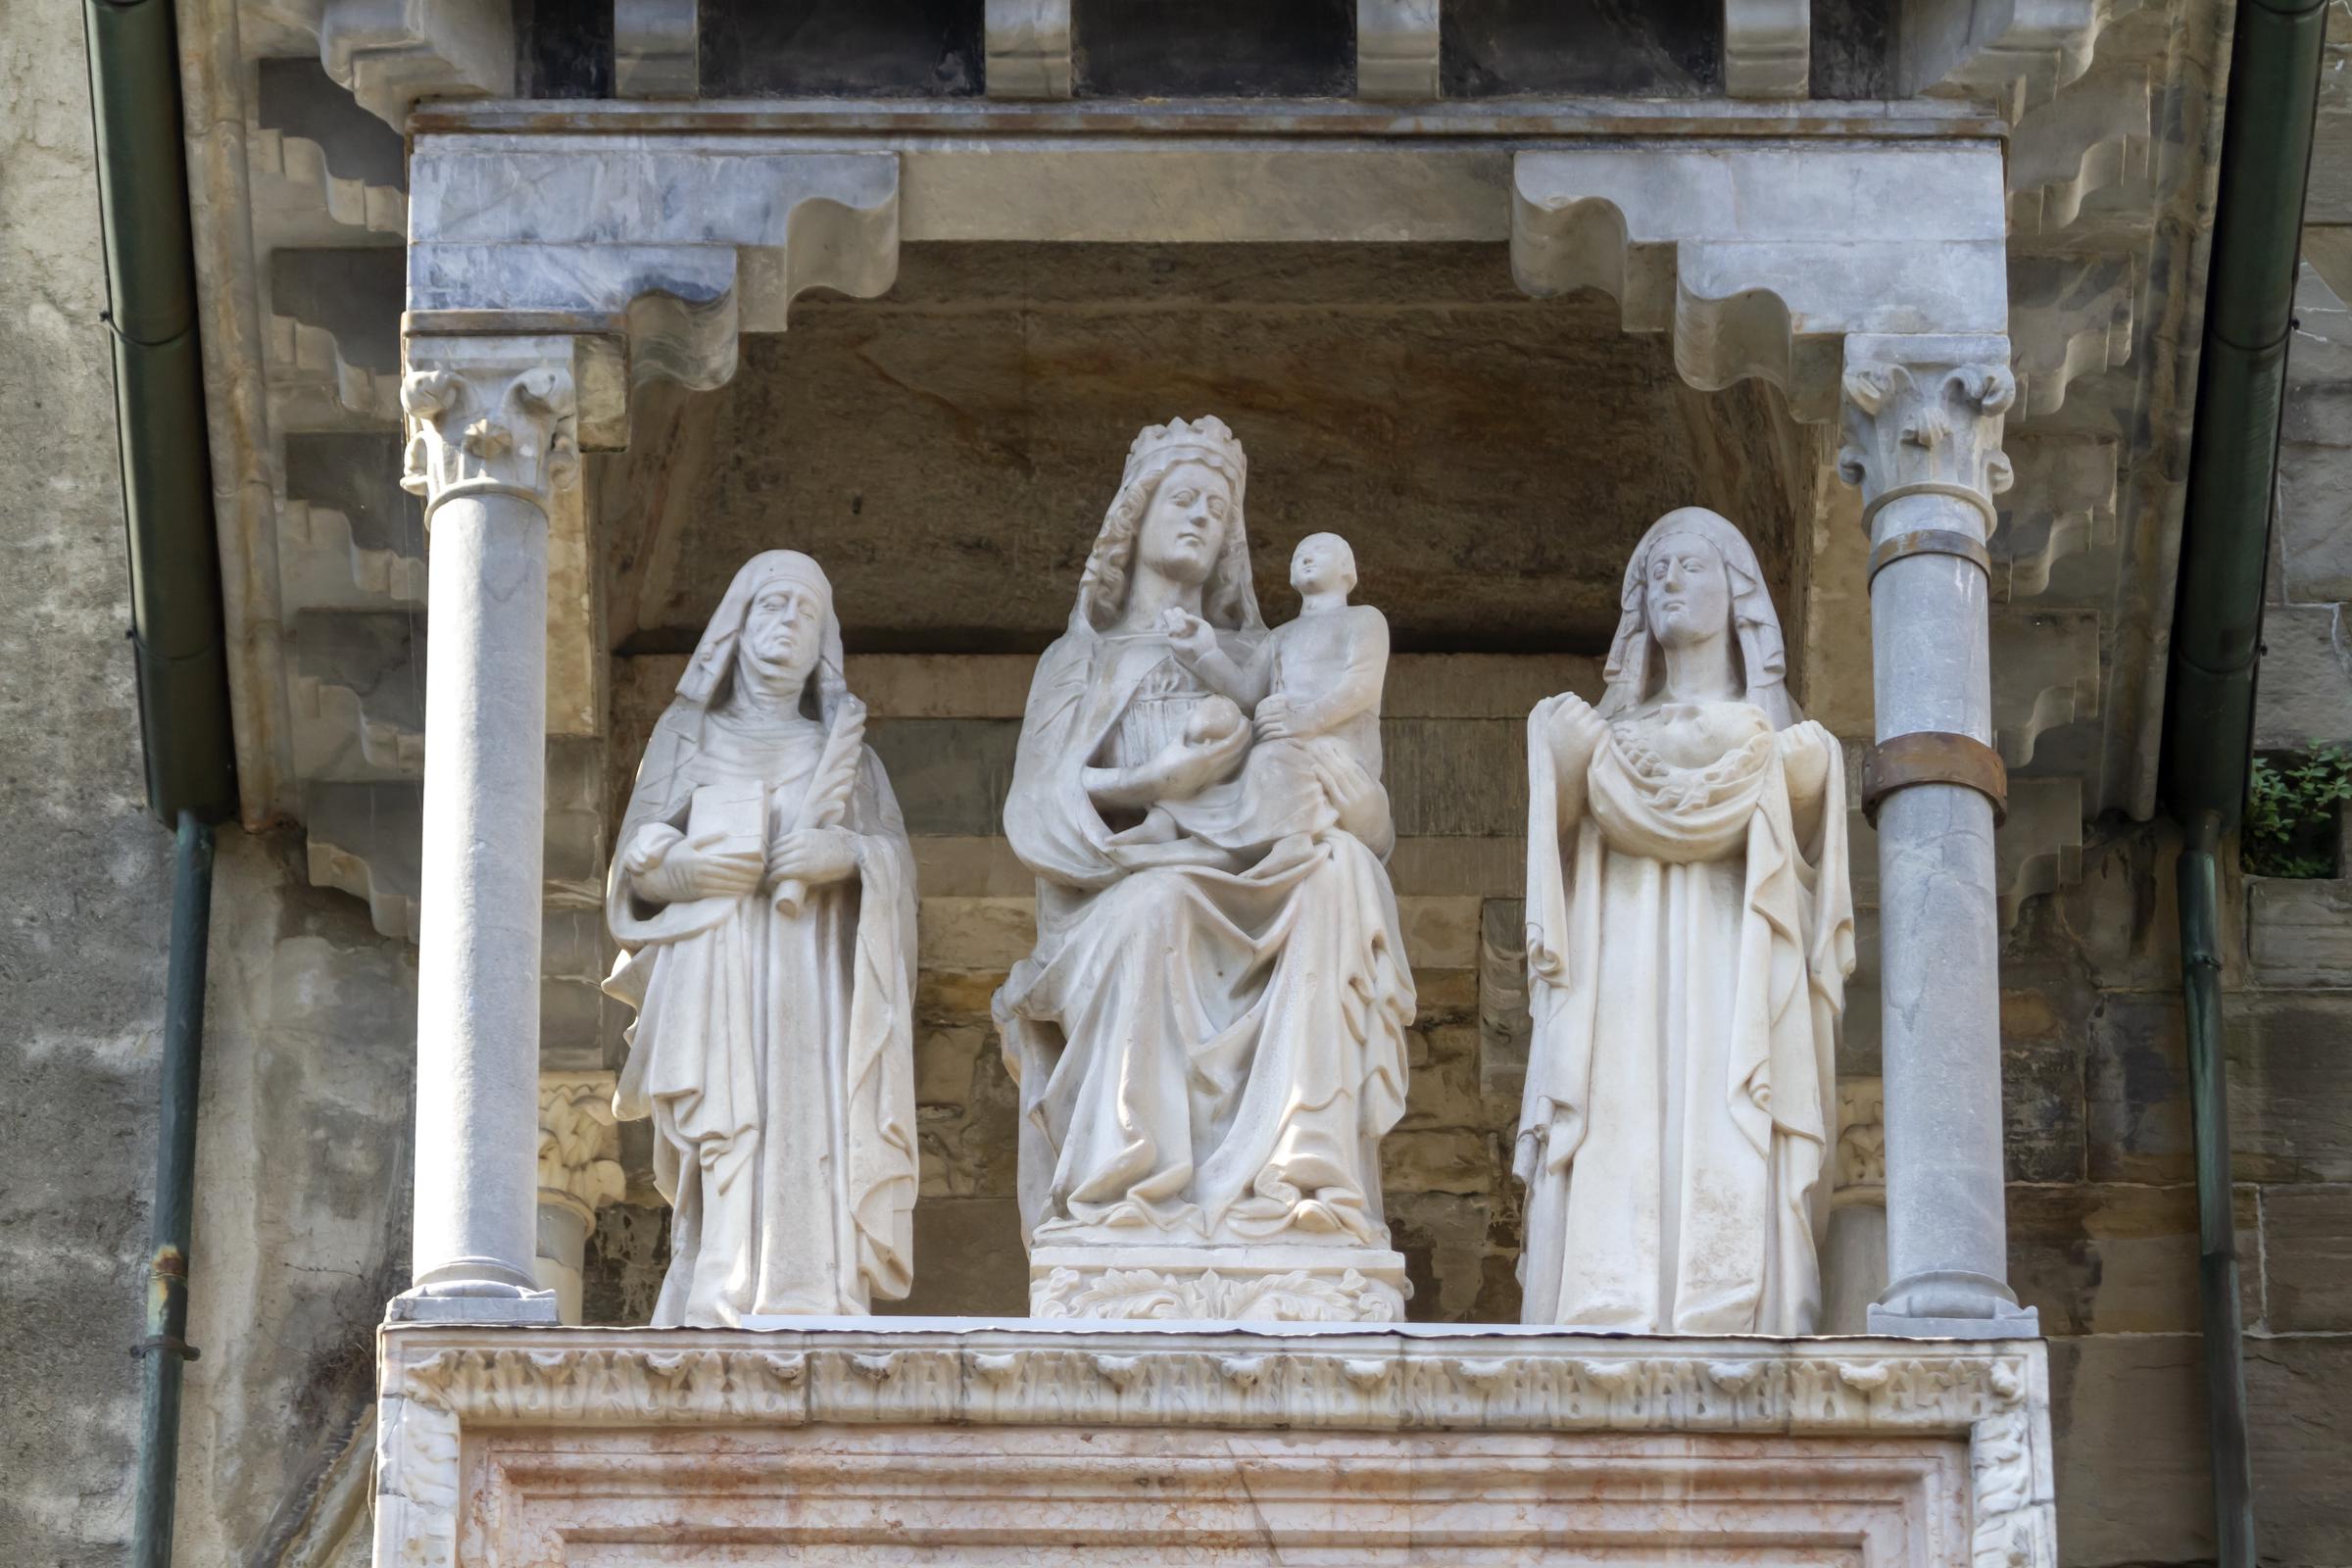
[{"left": 384, "top": 1335, "right": 2040, "bottom": 1436}]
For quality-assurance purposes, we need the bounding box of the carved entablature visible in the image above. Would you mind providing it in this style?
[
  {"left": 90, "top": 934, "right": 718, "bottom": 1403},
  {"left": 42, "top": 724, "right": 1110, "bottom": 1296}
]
[
  {"left": 1510, "top": 147, "right": 2009, "bottom": 422},
  {"left": 375, "top": 1325, "right": 2058, "bottom": 1568}
]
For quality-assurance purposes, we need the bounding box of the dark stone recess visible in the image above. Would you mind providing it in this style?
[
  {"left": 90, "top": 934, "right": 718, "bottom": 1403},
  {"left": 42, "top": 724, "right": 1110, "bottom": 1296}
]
[
  {"left": 611, "top": 243, "right": 1803, "bottom": 658},
  {"left": 514, "top": 0, "right": 615, "bottom": 98},
  {"left": 255, "top": 58, "right": 407, "bottom": 189},
  {"left": 700, "top": 0, "right": 982, "bottom": 98},
  {"left": 1441, "top": 0, "right": 1720, "bottom": 98},
  {"left": 283, "top": 432, "right": 424, "bottom": 562},
  {"left": 1810, "top": 0, "right": 1899, "bottom": 99},
  {"left": 268, "top": 249, "right": 405, "bottom": 372},
  {"left": 1072, "top": 0, "right": 1352, "bottom": 98}
]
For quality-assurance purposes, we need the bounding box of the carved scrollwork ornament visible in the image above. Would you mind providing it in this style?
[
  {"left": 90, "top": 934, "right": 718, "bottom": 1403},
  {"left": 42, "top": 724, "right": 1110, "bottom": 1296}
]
[
  {"left": 1838, "top": 353, "right": 2018, "bottom": 541},
  {"left": 399, "top": 364, "right": 581, "bottom": 518}
]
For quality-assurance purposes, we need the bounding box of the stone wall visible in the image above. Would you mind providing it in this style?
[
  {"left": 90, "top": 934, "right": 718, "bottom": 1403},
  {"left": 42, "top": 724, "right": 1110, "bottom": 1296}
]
[{"left": 0, "top": 6, "right": 172, "bottom": 1561}]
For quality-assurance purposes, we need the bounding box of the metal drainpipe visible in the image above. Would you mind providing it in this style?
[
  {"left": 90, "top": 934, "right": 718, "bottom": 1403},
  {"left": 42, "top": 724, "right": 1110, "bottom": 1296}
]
[
  {"left": 131, "top": 813, "right": 216, "bottom": 1568},
  {"left": 81, "top": 0, "right": 240, "bottom": 1563},
  {"left": 2159, "top": 1, "right": 2329, "bottom": 1564}
]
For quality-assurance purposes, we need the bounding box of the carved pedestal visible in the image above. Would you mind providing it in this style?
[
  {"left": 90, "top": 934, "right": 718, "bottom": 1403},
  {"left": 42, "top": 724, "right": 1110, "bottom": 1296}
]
[
  {"left": 1029, "top": 1243, "right": 1409, "bottom": 1323},
  {"left": 374, "top": 1324, "right": 2057, "bottom": 1568}
]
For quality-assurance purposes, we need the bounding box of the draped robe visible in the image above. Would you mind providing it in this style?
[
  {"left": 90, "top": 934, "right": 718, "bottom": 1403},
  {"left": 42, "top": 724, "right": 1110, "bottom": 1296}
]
[
  {"left": 606, "top": 704, "right": 918, "bottom": 1326},
  {"left": 1516, "top": 700, "right": 1854, "bottom": 1334},
  {"left": 995, "top": 627, "right": 1415, "bottom": 1248}
]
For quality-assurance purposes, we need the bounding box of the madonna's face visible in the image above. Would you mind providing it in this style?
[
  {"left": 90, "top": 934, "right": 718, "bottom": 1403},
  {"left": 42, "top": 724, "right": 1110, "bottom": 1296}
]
[
  {"left": 1136, "top": 462, "right": 1234, "bottom": 588},
  {"left": 1642, "top": 535, "right": 1732, "bottom": 652},
  {"left": 739, "top": 579, "right": 825, "bottom": 688}
]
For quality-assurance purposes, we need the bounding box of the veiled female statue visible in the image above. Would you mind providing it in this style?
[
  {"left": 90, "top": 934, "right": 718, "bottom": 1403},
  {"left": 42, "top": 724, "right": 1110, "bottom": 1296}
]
[
  {"left": 605, "top": 551, "right": 918, "bottom": 1327},
  {"left": 1516, "top": 507, "right": 1855, "bottom": 1335},
  {"left": 996, "top": 416, "right": 1416, "bottom": 1319}
]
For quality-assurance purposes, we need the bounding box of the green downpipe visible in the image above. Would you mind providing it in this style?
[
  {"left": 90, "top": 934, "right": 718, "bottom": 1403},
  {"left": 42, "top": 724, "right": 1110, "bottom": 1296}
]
[
  {"left": 2159, "top": 1, "right": 2329, "bottom": 1564},
  {"left": 83, "top": 2, "right": 238, "bottom": 1565},
  {"left": 83, "top": 0, "right": 237, "bottom": 827},
  {"left": 130, "top": 813, "right": 214, "bottom": 1568}
]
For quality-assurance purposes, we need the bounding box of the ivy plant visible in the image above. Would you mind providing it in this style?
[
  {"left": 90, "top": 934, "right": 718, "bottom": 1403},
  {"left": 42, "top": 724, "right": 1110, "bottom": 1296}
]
[{"left": 2243, "top": 746, "right": 2352, "bottom": 878}]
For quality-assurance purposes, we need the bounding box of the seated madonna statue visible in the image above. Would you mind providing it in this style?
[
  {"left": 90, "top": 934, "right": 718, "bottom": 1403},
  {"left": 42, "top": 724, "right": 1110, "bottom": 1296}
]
[{"left": 995, "top": 416, "right": 1417, "bottom": 1322}]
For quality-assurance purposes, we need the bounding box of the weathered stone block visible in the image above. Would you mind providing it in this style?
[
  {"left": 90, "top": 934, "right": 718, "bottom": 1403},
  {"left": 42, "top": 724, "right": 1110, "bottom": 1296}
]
[
  {"left": 2247, "top": 1338, "right": 2352, "bottom": 1563},
  {"left": 2253, "top": 603, "right": 2352, "bottom": 751},
  {"left": 2004, "top": 1182, "right": 2258, "bottom": 1337},
  {"left": 2046, "top": 1334, "right": 2213, "bottom": 1566},
  {"left": 1380, "top": 1128, "right": 1500, "bottom": 1197},
  {"left": 2246, "top": 875, "right": 2352, "bottom": 988},
  {"left": 875, "top": 1198, "right": 1028, "bottom": 1318},
  {"left": 2230, "top": 998, "right": 2352, "bottom": 1183},
  {"left": 2003, "top": 985, "right": 2086, "bottom": 1185},
  {"left": 2259, "top": 1183, "right": 2352, "bottom": 1334},
  {"left": 2085, "top": 992, "right": 2190, "bottom": 1185},
  {"left": 2276, "top": 436, "right": 2352, "bottom": 602}
]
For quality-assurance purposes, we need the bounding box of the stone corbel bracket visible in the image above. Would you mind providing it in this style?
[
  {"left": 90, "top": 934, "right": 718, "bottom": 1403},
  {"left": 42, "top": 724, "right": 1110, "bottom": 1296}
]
[
  {"left": 1510, "top": 143, "right": 2008, "bottom": 423},
  {"left": 1724, "top": 0, "right": 1810, "bottom": 99},
  {"left": 376, "top": 1327, "right": 2058, "bottom": 1568},
  {"left": 405, "top": 144, "right": 902, "bottom": 441},
  {"left": 1902, "top": 0, "right": 2140, "bottom": 117},
  {"left": 254, "top": 0, "right": 516, "bottom": 130},
  {"left": 2007, "top": 65, "right": 2151, "bottom": 236}
]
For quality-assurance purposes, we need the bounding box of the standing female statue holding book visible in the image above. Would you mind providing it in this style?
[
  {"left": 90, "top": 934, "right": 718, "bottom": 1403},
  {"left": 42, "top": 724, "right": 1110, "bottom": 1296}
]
[
  {"left": 1517, "top": 508, "right": 1855, "bottom": 1335},
  {"left": 605, "top": 550, "right": 918, "bottom": 1327}
]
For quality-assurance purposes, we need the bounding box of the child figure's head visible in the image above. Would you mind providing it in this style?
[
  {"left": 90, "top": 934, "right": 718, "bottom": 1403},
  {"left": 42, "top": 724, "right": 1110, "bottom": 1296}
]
[{"left": 1290, "top": 532, "right": 1357, "bottom": 598}]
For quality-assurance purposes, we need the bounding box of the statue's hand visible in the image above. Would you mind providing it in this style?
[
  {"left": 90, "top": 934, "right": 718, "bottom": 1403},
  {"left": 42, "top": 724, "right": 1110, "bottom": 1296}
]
[
  {"left": 1534, "top": 692, "right": 1607, "bottom": 780},
  {"left": 1308, "top": 747, "right": 1393, "bottom": 856},
  {"left": 1253, "top": 694, "right": 1298, "bottom": 743},
  {"left": 1159, "top": 606, "right": 1218, "bottom": 663},
  {"left": 766, "top": 827, "right": 858, "bottom": 889},
  {"left": 1157, "top": 714, "right": 1250, "bottom": 800},
  {"left": 635, "top": 830, "right": 763, "bottom": 903}
]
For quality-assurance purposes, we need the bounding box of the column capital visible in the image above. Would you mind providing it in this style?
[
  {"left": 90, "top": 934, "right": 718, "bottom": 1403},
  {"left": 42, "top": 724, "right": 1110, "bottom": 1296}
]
[
  {"left": 1836, "top": 333, "right": 2017, "bottom": 543},
  {"left": 400, "top": 347, "right": 582, "bottom": 521},
  {"left": 537, "top": 1070, "right": 626, "bottom": 1222}
]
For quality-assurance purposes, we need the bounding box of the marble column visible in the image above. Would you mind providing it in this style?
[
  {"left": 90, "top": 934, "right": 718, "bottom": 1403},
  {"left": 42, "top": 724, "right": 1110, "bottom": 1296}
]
[
  {"left": 1838, "top": 334, "right": 2039, "bottom": 1338},
  {"left": 388, "top": 342, "right": 580, "bottom": 1323}
]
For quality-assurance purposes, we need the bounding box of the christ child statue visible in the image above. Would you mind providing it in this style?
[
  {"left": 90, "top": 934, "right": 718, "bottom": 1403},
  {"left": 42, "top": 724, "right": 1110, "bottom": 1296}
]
[{"left": 1109, "top": 531, "right": 1389, "bottom": 874}]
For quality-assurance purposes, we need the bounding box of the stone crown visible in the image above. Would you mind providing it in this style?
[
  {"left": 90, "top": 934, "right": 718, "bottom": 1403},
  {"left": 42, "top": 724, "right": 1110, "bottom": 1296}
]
[{"left": 1123, "top": 416, "right": 1248, "bottom": 491}]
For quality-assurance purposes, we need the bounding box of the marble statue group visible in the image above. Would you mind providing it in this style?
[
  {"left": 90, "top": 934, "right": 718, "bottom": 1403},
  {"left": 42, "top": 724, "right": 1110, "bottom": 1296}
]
[{"left": 603, "top": 417, "right": 1855, "bottom": 1332}]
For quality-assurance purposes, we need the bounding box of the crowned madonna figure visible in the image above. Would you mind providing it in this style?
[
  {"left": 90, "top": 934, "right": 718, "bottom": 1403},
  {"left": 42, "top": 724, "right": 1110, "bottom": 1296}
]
[
  {"left": 604, "top": 551, "right": 919, "bottom": 1327},
  {"left": 995, "top": 416, "right": 1418, "bottom": 1322},
  {"left": 1516, "top": 508, "right": 1855, "bottom": 1334}
]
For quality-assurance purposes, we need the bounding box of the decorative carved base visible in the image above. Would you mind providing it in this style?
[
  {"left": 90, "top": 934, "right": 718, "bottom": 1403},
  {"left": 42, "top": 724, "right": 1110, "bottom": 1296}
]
[
  {"left": 374, "top": 1323, "right": 2059, "bottom": 1568},
  {"left": 1029, "top": 1243, "right": 1409, "bottom": 1323}
]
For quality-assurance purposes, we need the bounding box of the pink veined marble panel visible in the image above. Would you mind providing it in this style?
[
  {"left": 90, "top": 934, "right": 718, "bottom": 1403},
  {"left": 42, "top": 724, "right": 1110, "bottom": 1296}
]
[{"left": 461, "top": 1426, "right": 1967, "bottom": 1566}]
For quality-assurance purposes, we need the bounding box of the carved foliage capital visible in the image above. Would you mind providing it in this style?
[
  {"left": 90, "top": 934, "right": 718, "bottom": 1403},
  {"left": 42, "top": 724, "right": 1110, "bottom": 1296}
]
[
  {"left": 1836, "top": 1078, "right": 1886, "bottom": 1192},
  {"left": 1837, "top": 338, "right": 2017, "bottom": 533},
  {"left": 400, "top": 363, "right": 580, "bottom": 515},
  {"left": 538, "top": 1071, "right": 624, "bottom": 1213}
]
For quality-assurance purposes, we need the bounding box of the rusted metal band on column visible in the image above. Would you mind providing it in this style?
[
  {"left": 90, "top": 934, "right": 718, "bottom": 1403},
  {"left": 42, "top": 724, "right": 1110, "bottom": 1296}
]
[
  {"left": 1861, "top": 731, "right": 2008, "bottom": 825},
  {"left": 1867, "top": 528, "right": 1992, "bottom": 587}
]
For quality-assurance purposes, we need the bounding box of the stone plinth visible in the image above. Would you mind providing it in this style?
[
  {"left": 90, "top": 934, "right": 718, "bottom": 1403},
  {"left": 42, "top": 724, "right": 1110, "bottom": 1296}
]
[
  {"left": 373, "top": 1322, "right": 2054, "bottom": 1567},
  {"left": 1029, "top": 1242, "right": 1410, "bottom": 1322}
]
